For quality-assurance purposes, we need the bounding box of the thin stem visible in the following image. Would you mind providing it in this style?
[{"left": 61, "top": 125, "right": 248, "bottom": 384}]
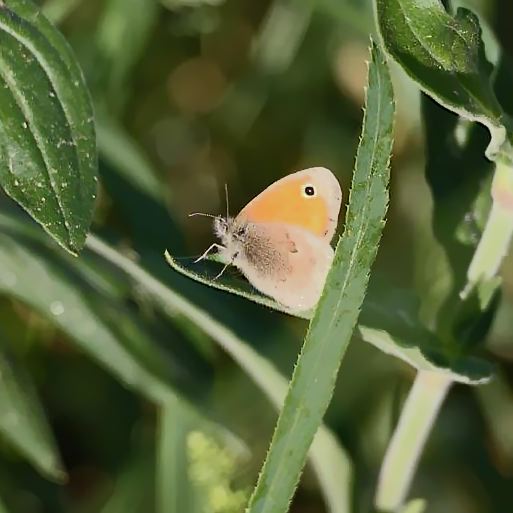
[
  {"left": 156, "top": 398, "right": 191, "bottom": 513},
  {"left": 398, "top": 498, "right": 426, "bottom": 513},
  {"left": 375, "top": 371, "right": 452, "bottom": 512},
  {"left": 461, "top": 157, "right": 513, "bottom": 299}
]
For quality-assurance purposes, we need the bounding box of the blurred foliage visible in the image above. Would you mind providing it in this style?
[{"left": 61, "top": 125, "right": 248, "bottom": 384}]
[{"left": 0, "top": 0, "right": 512, "bottom": 512}]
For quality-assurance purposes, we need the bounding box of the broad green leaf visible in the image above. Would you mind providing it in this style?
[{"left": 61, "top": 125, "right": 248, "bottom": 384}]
[
  {"left": 245, "top": 40, "right": 393, "bottom": 513},
  {"left": 0, "top": 0, "right": 96, "bottom": 254},
  {"left": 375, "top": 0, "right": 508, "bottom": 157},
  {"left": 0, "top": 347, "right": 64, "bottom": 481}
]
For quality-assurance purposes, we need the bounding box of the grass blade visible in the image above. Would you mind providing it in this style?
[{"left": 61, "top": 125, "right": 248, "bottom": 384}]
[
  {"left": 157, "top": 398, "right": 193, "bottom": 513},
  {"left": 0, "top": 348, "right": 64, "bottom": 481},
  {"left": 245, "top": 40, "right": 394, "bottom": 513}
]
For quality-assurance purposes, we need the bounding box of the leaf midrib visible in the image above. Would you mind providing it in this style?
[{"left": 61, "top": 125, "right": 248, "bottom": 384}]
[{"left": 0, "top": 10, "right": 88, "bottom": 233}]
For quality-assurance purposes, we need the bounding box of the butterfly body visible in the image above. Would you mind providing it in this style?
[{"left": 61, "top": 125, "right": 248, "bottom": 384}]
[{"left": 211, "top": 167, "right": 342, "bottom": 312}]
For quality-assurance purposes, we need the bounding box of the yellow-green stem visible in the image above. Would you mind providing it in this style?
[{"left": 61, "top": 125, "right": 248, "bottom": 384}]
[
  {"left": 462, "top": 158, "right": 513, "bottom": 298},
  {"left": 375, "top": 371, "right": 452, "bottom": 512}
]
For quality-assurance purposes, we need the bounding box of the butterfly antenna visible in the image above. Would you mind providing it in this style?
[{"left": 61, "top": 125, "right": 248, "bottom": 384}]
[
  {"left": 189, "top": 212, "right": 217, "bottom": 219},
  {"left": 224, "top": 183, "right": 230, "bottom": 219}
]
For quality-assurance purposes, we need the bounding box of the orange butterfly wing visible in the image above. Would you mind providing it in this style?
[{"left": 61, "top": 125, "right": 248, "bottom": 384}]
[{"left": 237, "top": 168, "right": 341, "bottom": 241}]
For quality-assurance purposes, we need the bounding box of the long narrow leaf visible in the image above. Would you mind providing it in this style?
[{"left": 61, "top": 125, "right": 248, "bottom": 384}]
[
  {"left": 84, "top": 234, "right": 352, "bottom": 513},
  {"left": 0, "top": 207, "right": 249, "bottom": 475},
  {"left": 245, "top": 40, "right": 394, "bottom": 513},
  {"left": 0, "top": 204, "right": 352, "bottom": 513},
  {"left": 0, "top": 348, "right": 64, "bottom": 481},
  {"left": 157, "top": 397, "right": 193, "bottom": 513}
]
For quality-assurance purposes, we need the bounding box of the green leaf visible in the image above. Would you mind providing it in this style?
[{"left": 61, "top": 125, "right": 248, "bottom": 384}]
[
  {"left": 84, "top": 235, "right": 354, "bottom": 513},
  {"left": 245, "top": 40, "right": 393, "bottom": 513},
  {"left": 0, "top": 206, "right": 350, "bottom": 512},
  {"left": 0, "top": 209, "right": 187, "bottom": 405},
  {"left": 157, "top": 398, "right": 195, "bottom": 513},
  {"left": 165, "top": 248, "right": 493, "bottom": 385},
  {"left": 0, "top": 206, "right": 251, "bottom": 460},
  {"left": 375, "top": 0, "right": 507, "bottom": 158},
  {"left": 0, "top": 0, "right": 97, "bottom": 254},
  {"left": 0, "top": 347, "right": 65, "bottom": 481}
]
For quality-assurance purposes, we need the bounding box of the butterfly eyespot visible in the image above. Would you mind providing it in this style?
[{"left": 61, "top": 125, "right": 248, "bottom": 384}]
[{"left": 302, "top": 184, "right": 316, "bottom": 198}]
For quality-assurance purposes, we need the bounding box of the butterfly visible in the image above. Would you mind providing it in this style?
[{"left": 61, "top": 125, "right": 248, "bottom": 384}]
[{"left": 196, "top": 167, "right": 342, "bottom": 312}]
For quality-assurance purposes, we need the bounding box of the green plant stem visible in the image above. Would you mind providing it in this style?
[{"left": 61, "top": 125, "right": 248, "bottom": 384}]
[
  {"left": 462, "top": 157, "right": 513, "bottom": 299},
  {"left": 398, "top": 499, "right": 426, "bottom": 513},
  {"left": 375, "top": 371, "right": 452, "bottom": 512},
  {"left": 157, "top": 398, "right": 191, "bottom": 513}
]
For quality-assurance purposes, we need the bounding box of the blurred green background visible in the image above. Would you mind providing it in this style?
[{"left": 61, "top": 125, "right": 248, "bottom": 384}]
[{"left": 1, "top": 0, "right": 513, "bottom": 512}]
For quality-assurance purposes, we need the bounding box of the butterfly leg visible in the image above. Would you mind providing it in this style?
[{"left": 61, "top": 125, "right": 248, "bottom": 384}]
[
  {"left": 213, "top": 250, "right": 239, "bottom": 281},
  {"left": 194, "top": 243, "right": 225, "bottom": 263}
]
